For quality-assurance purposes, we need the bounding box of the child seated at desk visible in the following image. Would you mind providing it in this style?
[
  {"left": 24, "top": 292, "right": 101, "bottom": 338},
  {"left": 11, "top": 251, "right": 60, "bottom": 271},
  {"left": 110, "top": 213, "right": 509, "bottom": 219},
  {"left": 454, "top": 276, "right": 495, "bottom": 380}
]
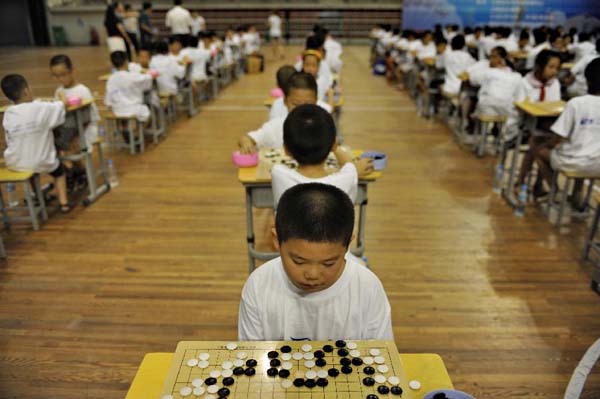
[
  {"left": 271, "top": 104, "right": 374, "bottom": 208},
  {"left": 530, "top": 58, "right": 600, "bottom": 208},
  {"left": 104, "top": 51, "right": 153, "bottom": 122},
  {"left": 565, "top": 39, "right": 599, "bottom": 98},
  {"left": 438, "top": 35, "right": 476, "bottom": 96},
  {"left": 302, "top": 49, "right": 334, "bottom": 109},
  {"left": 238, "top": 72, "right": 319, "bottom": 154},
  {"left": 149, "top": 40, "right": 187, "bottom": 96},
  {"left": 238, "top": 182, "right": 393, "bottom": 341},
  {"left": 179, "top": 34, "right": 211, "bottom": 95},
  {"left": 1, "top": 74, "right": 72, "bottom": 213},
  {"left": 128, "top": 46, "right": 152, "bottom": 72}
]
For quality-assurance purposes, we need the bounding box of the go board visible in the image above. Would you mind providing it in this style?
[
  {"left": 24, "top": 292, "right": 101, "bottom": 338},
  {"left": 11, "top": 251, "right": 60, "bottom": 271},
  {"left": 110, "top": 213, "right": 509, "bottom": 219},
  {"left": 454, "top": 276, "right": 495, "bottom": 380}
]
[{"left": 160, "top": 340, "right": 413, "bottom": 399}]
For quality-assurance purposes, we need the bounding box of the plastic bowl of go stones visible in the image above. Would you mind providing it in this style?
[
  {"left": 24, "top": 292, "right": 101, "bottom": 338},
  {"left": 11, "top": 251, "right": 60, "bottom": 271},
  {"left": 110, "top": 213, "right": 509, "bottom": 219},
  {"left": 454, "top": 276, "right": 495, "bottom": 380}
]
[
  {"left": 270, "top": 87, "right": 284, "bottom": 98},
  {"left": 148, "top": 69, "right": 160, "bottom": 78},
  {"left": 66, "top": 95, "right": 82, "bottom": 107},
  {"left": 232, "top": 151, "right": 259, "bottom": 167},
  {"left": 360, "top": 151, "right": 387, "bottom": 171},
  {"left": 423, "top": 389, "right": 476, "bottom": 399}
]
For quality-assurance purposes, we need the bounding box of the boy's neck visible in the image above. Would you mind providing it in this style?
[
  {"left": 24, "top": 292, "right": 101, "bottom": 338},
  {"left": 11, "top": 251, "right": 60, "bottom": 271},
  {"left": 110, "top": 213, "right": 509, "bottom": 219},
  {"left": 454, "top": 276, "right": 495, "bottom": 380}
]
[
  {"left": 14, "top": 97, "right": 32, "bottom": 105},
  {"left": 297, "top": 163, "right": 328, "bottom": 178},
  {"left": 117, "top": 65, "right": 129, "bottom": 71},
  {"left": 64, "top": 80, "right": 77, "bottom": 89}
]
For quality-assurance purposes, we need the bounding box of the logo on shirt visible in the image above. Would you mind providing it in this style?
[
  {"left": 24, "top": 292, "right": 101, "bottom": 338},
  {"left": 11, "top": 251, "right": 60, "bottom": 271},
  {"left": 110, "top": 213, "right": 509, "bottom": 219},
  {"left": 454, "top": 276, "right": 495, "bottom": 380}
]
[{"left": 580, "top": 118, "right": 600, "bottom": 126}]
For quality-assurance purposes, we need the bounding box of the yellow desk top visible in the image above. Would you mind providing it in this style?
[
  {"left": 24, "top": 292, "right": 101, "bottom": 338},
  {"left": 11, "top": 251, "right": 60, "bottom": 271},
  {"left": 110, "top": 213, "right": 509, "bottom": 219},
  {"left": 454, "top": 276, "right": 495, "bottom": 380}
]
[
  {"left": 0, "top": 98, "right": 92, "bottom": 114},
  {"left": 510, "top": 51, "right": 528, "bottom": 59},
  {"left": 514, "top": 100, "right": 565, "bottom": 117},
  {"left": 0, "top": 168, "right": 34, "bottom": 181},
  {"left": 561, "top": 62, "right": 574, "bottom": 70},
  {"left": 99, "top": 68, "right": 151, "bottom": 81},
  {"left": 125, "top": 352, "right": 453, "bottom": 399},
  {"left": 421, "top": 58, "right": 436, "bottom": 66},
  {"left": 238, "top": 149, "right": 382, "bottom": 184}
]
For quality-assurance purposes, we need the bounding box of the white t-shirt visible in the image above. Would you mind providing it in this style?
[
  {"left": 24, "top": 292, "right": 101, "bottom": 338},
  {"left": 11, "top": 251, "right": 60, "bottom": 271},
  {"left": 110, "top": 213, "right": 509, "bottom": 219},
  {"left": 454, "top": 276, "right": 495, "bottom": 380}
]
[
  {"left": 495, "top": 37, "right": 518, "bottom": 53},
  {"left": 478, "top": 35, "right": 497, "bottom": 59},
  {"left": 54, "top": 83, "right": 100, "bottom": 150},
  {"left": 104, "top": 70, "right": 153, "bottom": 122},
  {"left": 439, "top": 49, "right": 476, "bottom": 94},
  {"left": 268, "top": 97, "right": 332, "bottom": 121},
  {"left": 526, "top": 42, "right": 550, "bottom": 69},
  {"left": 123, "top": 16, "right": 138, "bottom": 34},
  {"left": 247, "top": 117, "right": 285, "bottom": 149},
  {"left": 324, "top": 38, "right": 343, "bottom": 73},
  {"left": 272, "top": 163, "right": 358, "bottom": 208},
  {"left": 569, "top": 53, "right": 599, "bottom": 96},
  {"left": 3, "top": 101, "right": 64, "bottom": 173},
  {"left": 165, "top": 5, "right": 192, "bottom": 35},
  {"left": 150, "top": 54, "right": 186, "bottom": 95},
  {"left": 268, "top": 14, "right": 282, "bottom": 37},
  {"left": 552, "top": 95, "right": 600, "bottom": 161},
  {"left": 190, "top": 15, "right": 205, "bottom": 36},
  {"left": 238, "top": 254, "right": 393, "bottom": 341},
  {"left": 470, "top": 67, "right": 522, "bottom": 105},
  {"left": 572, "top": 41, "right": 596, "bottom": 62},
  {"left": 416, "top": 42, "right": 436, "bottom": 60},
  {"left": 242, "top": 32, "right": 261, "bottom": 55},
  {"left": 179, "top": 47, "right": 211, "bottom": 82}
]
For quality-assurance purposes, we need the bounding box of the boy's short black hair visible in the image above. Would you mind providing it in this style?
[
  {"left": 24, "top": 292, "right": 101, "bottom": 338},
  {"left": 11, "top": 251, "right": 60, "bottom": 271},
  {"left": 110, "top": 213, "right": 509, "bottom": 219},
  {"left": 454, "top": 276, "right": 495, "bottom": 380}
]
[
  {"left": 110, "top": 51, "right": 128, "bottom": 68},
  {"left": 519, "top": 30, "right": 530, "bottom": 41},
  {"left": 187, "top": 35, "right": 199, "bottom": 47},
  {"left": 174, "top": 0, "right": 182, "bottom": 5},
  {"left": 49, "top": 54, "right": 73, "bottom": 70},
  {"left": 451, "top": 34, "right": 465, "bottom": 50},
  {"left": 283, "top": 104, "right": 336, "bottom": 165},
  {"left": 287, "top": 72, "right": 317, "bottom": 97},
  {"left": 143, "top": 2, "right": 152, "bottom": 10},
  {"left": 534, "top": 49, "right": 560, "bottom": 71},
  {"left": 276, "top": 65, "right": 297, "bottom": 94},
  {"left": 435, "top": 36, "right": 448, "bottom": 46},
  {"left": 155, "top": 40, "right": 169, "bottom": 54},
  {"left": 168, "top": 35, "right": 183, "bottom": 45},
  {"left": 275, "top": 183, "right": 355, "bottom": 247},
  {"left": 596, "top": 38, "right": 600, "bottom": 53},
  {"left": 579, "top": 32, "right": 591, "bottom": 42},
  {"left": 533, "top": 28, "right": 547, "bottom": 45},
  {"left": 139, "top": 45, "right": 152, "bottom": 54},
  {"left": 1, "top": 74, "right": 28, "bottom": 102},
  {"left": 306, "top": 34, "right": 325, "bottom": 50},
  {"left": 585, "top": 58, "right": 600, "bottom": 94}
]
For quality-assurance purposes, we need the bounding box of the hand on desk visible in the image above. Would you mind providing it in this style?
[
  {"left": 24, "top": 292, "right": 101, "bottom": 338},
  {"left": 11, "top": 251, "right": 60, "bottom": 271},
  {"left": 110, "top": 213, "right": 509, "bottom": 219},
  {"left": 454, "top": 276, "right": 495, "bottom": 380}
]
[
  {"left": 238, "top": 135, "right": 257, "bottom": 155},
  {"left": 355, "top": 157, "right": 375, "bottom": 177}
]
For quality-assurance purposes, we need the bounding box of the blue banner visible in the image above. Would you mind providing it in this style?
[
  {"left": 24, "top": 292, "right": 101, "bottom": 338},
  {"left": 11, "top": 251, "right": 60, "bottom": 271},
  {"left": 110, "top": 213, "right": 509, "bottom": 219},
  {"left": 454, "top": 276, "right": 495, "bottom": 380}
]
[{"left": 402, "top": 0, "right": 600, "bottom": 31}]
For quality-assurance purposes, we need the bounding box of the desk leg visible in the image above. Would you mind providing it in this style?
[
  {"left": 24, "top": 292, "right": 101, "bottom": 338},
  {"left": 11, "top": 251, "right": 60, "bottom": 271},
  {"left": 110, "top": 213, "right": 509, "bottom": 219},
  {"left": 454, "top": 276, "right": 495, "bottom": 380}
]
[
  {"left": 0, "top": 186, "right": 10, "bottom": 232},
  {"left": 245, "top": 187, "right": 256, "bottom": 273},
  {"left": 503, "top": 119, "right": 528, "bottom": 207}
]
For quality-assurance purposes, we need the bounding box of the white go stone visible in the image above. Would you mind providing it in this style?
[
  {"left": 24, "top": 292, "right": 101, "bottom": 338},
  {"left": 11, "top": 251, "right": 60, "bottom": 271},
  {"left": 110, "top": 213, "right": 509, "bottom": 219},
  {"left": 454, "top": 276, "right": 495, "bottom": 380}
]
[
  {"left": 209, "top": 370, "right": 221, "bottom": 378},
  {"left": 233, "top": 359, "right": 244, "bottom": 367},
  {"left": 349, "top": 350, "right": 361, "bottom": 358},
  {"left": 374, "top": 374, "right": 387, "bottom": 384},
  {"left": 347, "top": 342, "right": 358, "bottom": 350},
  {"left": 193, "top": 387, "right": 205, "bottom": 396},
  {"left": 221, "top": 369, "right": 233, "bottom": 378},
  {"left": 191, "top": 378, "right": 204, "bottom": 387},
  {"left": 374, "top": 356, "right": 385, "bottom": 364},
  {"left": 369, "top": 348, "right": 381, "bottom": 356},
  {"left": 292, "top": 352, "right": 303, "bottom": 360},
  {"left": 409, "top": 380, "right": 422, "bottom": 390},
  {"left": 388, "top": 376, "right": 400, "bottom": 385},
  {"left": 317, "top": 370, "right": 328, "bottom": 379},
  {"left": 363, "top": 356, "right": 374, "bottom": 365},
  {"left": 187, "top": 358, "right": 199, "bottom": 367},
  {"left": 281, "top": 380, "right": 293, "bottom": 389},
  {"left": 304, "top": 360, "right": 315, "bottom": 368},
  {"left": 305, "top": 370, "right": 317, "bottom": 379},
  {"left": 303, "top": 352, "right": 314, "bottom": 360},
  {"left": 199, "top": 353, "right": 210, "bottom": 361},
  {"left": 282, "top": 361, "right": 293, "bottom": 370},
  {"left": 377, "top": 365, "right": 389, "bottom": 373},
  {"left": 226, "top": 342, "right": 238, "bottom": 350},
  {"left": 207, "top": 385, "right": 220, "bottom": 394},
  {"left": 301, "top": 344, "right": 313, "bottom": 352},
  {"left": 281, "top": 353, "right": 292, "bottom": 361},
  {"left": 160, "top": 395, "right": 174, "bottom": 399},
  {"left": 222, "top": 361, "right": 233, "bottom": 370},
  {"left": 198, "top": 360, "right": 210, "bottom": 369},
  {"left": 236, "top": 351, "right": 248, "bottom": 360},
  {"left": 179, "top": 386, "right": 193, "bottom": 397}
]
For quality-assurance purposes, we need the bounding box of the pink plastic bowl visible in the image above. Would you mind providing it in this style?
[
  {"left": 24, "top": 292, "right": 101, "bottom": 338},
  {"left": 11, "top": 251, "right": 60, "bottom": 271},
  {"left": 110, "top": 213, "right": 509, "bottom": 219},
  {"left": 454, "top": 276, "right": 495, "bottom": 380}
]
[
  {"left": 66, "top": 95, "right": 82, "bottom": 106},
  {"left": 270, "top": 88, "right": 284, "bottom": 98},
  {"left": 232, "top": 151, "right": 259, "bottom": 167},
  {"left": 148, "top": 69, "right": 160, "bottom": 78}
]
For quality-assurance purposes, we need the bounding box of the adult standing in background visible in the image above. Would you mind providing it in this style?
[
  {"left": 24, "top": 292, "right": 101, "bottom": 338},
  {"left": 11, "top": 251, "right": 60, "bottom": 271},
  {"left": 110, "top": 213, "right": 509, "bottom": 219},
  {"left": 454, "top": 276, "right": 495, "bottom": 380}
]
[
  {"left": 104, "top": 1, "right": 136, "bottom": 60},
  {"left": 123, "top": 4, "right": 140, "bottom": 53},
  {"left": 139, "top": 2, "right": 155, "bottom": 48},
  {"left": 166, "top": 0, "right": 192, "bottom": 41},
  {"left": 268, "top": 10, "right": 283, "bottom": 59},
  {"left": 191, "top": 11, "right": 206, "bottom": 36}
]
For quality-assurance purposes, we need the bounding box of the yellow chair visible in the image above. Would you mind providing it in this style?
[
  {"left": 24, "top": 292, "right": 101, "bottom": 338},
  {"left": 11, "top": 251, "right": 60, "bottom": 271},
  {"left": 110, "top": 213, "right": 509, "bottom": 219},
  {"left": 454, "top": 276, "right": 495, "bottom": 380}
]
[{"left": 0, "top": 168, "right": 48, "bottom": 232}]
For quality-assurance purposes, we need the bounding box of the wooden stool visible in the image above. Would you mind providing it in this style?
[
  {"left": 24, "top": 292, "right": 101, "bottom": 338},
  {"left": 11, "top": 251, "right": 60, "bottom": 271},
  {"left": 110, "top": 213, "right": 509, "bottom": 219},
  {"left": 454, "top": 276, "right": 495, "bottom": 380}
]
[
  {"left": 159, "top": 93, "right": 177, "bottom": 124},
  {"left": 104, "top": 112, "right": 145, "bottom": 155},
  {"left": 548, "top": 170, "right": 598, "bottom": 227},
  {"left": 441, "top": 91, "right": 460, "bottom": 133},
  {"left": 472, "top": 114, "right": 507, "bottom": 158},
  {"left": 0, "top": 169, "right": 48, "bottom": 231},
  {"left": 582, "top": 192, "right": 600, "bottom": 292}
]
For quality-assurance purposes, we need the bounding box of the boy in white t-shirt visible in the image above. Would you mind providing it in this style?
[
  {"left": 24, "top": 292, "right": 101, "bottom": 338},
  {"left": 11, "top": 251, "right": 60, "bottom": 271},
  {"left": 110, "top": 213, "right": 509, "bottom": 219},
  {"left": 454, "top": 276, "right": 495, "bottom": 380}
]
[
  {"left": 1, "top": 74, "right": 72, "bottom": 212},
  {"left": 565, "top": 39, "right": 599, "bottom": 98},
  {"left": 438, "top": 35, "right": 476, "bottom": 96},
  {"left": 149, "top": 39, "right": 187, "bottom": 96},
  {"left": 238, "top": 182, "right": 393, "bottom": 341},
  {"left": 190, "top": 11, "right": 205, "bottom": 36},
  {"left": 271, "top": 104, "right": 373, "bottom": 208}
]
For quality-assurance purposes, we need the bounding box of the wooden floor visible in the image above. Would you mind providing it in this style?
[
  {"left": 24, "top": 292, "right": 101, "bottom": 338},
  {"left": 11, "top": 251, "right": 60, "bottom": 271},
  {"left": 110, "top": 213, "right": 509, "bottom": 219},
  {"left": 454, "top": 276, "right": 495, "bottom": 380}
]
[{"left": 0, "top": 45, "right": 599, "bottom": 399}]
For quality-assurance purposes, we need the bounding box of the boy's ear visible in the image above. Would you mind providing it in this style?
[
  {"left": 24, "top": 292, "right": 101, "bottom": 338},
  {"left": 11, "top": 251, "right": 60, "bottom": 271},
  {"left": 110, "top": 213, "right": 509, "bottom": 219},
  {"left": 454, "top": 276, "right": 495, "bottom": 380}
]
[{"left": 271, "top": 227, "right": 280, "bottom": 251}]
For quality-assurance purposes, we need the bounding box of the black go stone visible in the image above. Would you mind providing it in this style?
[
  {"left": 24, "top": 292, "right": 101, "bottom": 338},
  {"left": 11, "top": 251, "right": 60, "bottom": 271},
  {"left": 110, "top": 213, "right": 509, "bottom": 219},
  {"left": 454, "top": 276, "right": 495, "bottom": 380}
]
[
  {"left": 323, "top": 344, "right": 334, "bottom": 353},
  {"left": 314, "top": 350, "right": 325, "bottom": 358},
  {"left": 293, "top": 378, "right": 305, "bottom": 387},
  {"left": 205, "top": 377, "right": 217, "bottom": 385},
  {"left": 340, "top": 357, "right": 351, "bottom": 366},
  {"left": 217, "top": 387, "right": 231, "bottom": 397},
  {"left": 352, "top": 357, "right": 363, "bottom": 366},
  {"left": 366, "top": 395, "right": 379, "bottom": 399},
  {"left": 244, "top": 367, "right": 256, "bottom": 376},
  {"left": 270, "top": 358, "right": 281, "bottom": 367},
  {"left": 338, "top": 348, "right": 349, "bottom": 357},
  {"left": 316, "top": 378, "right": 329, "bottom": 387},
  {"left": 377, "top": 385, "right": 390, "bottom": 395},
  {"left": 304, "top": 379, "right": 316, "bottom": 388},
  {"left": 341, "top": 365, "right": 353, "bottom": 374},
  {"left": 245, "top": 359, "right": 257, "bottom": 368},
  {"left": 390, "top": 386, "right": 403, "bottom": 395},
  {"left": 233, "top": 367, "right": 245, "bottom": 376},
  {"left": 267, "top": 368, "right": 278, "bottom": 377},
  {"left": 278, "top": 369, "right": 290, "bottom": 378},
  {"left": 222, "top": 377, "right": 235, "bottom": 386},
  {"left": 267, "top": 351, "right": 279, "bottom": 359},
  {"left": 363, "top": 366, "right": 376, "bottom": 375},
  {"left": 315, "top": 358, "right": 327, "bottom": 367},
  {"left": 335, "top": 340, "right": 346, "bottom": 348},
  {"left": 362, "top": 377, "right": 375, "bottom": 387},
  {"left": 280, "top": 345, "right": 292, "bottom": 353},
  {"left": 328, "top": 368, "right": 340, "bottom": 377}
]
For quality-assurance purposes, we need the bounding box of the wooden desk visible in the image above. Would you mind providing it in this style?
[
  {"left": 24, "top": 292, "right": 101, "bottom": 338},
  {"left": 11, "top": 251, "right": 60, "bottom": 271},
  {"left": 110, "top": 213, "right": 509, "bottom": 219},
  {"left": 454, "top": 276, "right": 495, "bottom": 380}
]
[
  {"left": 0, "top": 98, "right": 92, "bottom": 115},
  {"left": 510, "top": 51, "right": 529, "bottom": 60},
  {"left": 561, "top": 62, "right": 574, "bottom": 70},
  {"left": 125, "top": 352, "right": 453, "bottom": 399},
  {"left": 515, "top": 100, "right": 565, "bottom": 118},
  {"left": 238, "top": 148, "right": 381, "bottom": 272}
]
